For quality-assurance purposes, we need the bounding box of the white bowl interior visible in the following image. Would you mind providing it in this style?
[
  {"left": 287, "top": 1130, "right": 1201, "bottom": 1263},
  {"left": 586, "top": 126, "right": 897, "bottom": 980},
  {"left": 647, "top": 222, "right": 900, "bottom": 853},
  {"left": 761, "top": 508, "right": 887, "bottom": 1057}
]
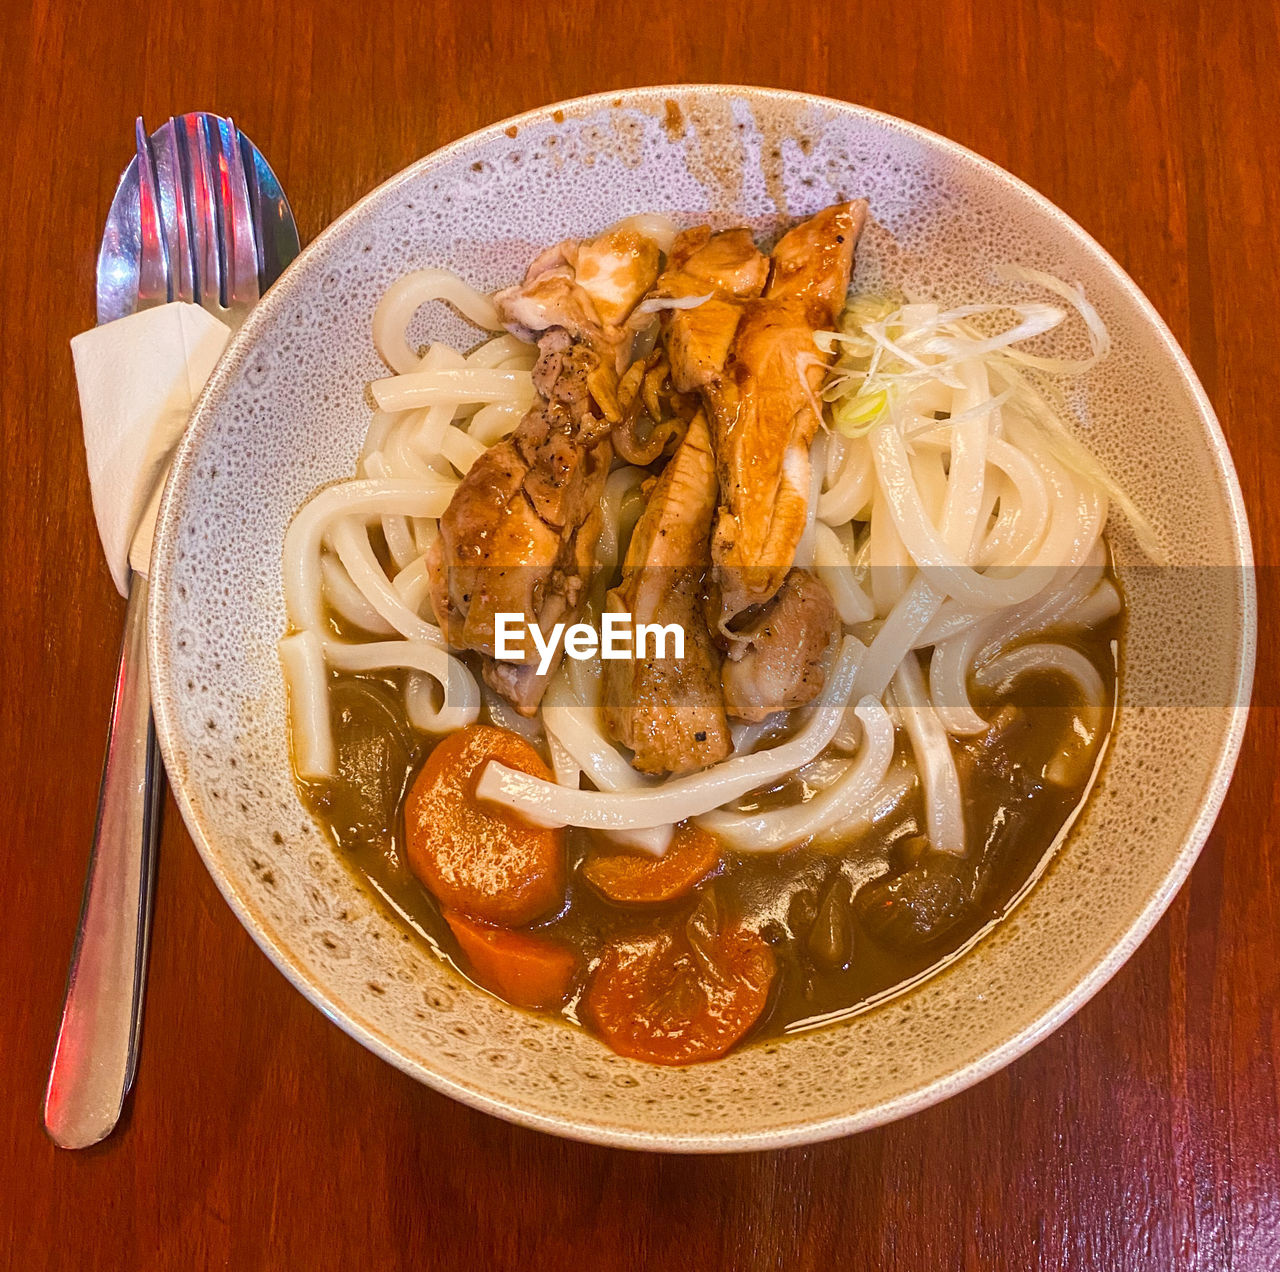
[{"left": 149, "top": 86, "right": 1253, "bottom": 1150}]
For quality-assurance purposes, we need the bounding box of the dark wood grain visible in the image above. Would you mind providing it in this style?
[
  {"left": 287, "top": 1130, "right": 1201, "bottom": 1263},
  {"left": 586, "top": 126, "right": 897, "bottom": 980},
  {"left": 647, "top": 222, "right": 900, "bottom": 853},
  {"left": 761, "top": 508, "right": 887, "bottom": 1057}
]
[{"left": 2, "top": 0, "right": 1276, "bottom": 1267}]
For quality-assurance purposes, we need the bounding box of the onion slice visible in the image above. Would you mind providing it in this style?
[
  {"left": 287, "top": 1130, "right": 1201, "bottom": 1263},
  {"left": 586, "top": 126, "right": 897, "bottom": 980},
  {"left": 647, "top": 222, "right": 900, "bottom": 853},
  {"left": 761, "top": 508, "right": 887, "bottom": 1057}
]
[{"left": 635, "top": 292, "right": 713, "bottom": 314}]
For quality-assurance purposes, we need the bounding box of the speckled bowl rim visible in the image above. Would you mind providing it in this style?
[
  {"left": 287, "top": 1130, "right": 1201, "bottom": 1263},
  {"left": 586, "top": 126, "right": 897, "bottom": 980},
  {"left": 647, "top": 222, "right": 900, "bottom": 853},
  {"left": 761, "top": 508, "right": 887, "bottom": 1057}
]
[{"left": 149, "top": 85, "right": 1256, "bottom": 1152}]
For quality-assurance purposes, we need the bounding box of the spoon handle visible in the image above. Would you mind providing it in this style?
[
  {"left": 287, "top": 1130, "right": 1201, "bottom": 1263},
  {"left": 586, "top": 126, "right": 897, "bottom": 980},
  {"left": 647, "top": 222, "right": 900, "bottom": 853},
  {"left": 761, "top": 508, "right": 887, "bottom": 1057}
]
[{"left": 44, "top": 573, "right": 162, "bottom": 1149}]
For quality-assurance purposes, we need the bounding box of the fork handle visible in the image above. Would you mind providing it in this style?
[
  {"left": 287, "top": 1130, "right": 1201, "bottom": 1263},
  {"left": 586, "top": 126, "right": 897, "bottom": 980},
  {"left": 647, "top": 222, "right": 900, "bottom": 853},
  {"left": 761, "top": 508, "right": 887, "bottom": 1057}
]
[{"left": 44, "top": 573, "right": 162, "bottom": 1149}]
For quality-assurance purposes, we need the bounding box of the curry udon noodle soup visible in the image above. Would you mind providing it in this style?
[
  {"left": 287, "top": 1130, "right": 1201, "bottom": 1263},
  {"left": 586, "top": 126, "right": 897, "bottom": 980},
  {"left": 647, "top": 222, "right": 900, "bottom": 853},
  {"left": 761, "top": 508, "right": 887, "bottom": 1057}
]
[{"left": 280, "top": 201, "right": 1143, "bottom": 1066}]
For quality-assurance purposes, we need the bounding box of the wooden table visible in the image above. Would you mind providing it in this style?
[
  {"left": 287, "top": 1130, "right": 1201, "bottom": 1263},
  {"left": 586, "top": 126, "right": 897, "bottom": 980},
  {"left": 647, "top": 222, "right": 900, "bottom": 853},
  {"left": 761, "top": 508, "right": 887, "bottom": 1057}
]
[{"left": 3, "top": 0, "right": 1276, "bottom": 1266}]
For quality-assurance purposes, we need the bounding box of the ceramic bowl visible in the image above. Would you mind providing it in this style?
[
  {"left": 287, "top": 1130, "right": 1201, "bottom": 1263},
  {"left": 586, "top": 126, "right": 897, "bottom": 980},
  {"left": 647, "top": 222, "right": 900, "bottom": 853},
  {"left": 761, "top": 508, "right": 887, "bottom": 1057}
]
[{"left": 149, "top": 85, "right": 1254, "bottom": 1151}]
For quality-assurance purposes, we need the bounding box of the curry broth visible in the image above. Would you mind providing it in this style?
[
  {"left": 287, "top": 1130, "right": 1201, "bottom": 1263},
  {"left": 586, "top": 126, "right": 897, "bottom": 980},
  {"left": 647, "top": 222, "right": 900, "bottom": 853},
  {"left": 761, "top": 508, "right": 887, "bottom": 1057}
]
[{"left": 295, "top": 601, "right": 1120, "bottom": 1046}]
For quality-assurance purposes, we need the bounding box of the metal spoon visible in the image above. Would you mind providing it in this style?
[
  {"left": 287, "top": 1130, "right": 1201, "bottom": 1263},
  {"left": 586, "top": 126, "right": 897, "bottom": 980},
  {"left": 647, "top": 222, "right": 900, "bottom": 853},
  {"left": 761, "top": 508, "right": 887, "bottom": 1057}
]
[{"left": 44, "top": 114, "right": 298, "bottom": 1150}]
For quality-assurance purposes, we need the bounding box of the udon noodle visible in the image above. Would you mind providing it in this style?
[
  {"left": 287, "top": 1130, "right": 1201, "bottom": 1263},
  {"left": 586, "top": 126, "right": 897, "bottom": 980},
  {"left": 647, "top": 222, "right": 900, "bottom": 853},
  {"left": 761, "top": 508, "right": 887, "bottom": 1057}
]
[{"left": 282, "top": 235, "right": 1132, "bottom": 864}]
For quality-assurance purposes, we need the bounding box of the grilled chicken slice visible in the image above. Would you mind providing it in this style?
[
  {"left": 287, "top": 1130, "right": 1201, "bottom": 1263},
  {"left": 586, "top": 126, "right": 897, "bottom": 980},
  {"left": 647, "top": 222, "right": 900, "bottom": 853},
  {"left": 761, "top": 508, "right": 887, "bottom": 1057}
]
[
  {"left": 706, "top": 201, "right": 866, "bottom": 629},
  {"left": 427, "top": 334, "right": 612, "bottom": 714},
  {"left": 606, "top": 229, "right": 768, "bottom": 467},
  {"left": 721, "top": 569, "right": 840, "bottom": 722},
  {"left": 429, "top": 224, "right": 664, "bottom": 714},
  {"left": 495, "top": 224, "right": 662, "bottom": 372},
  {"left": 650, "top": 227, "right": 770, "bottom": 391},
  {"left": 601, "top": 412, "right": 731, "bottom": 774}
]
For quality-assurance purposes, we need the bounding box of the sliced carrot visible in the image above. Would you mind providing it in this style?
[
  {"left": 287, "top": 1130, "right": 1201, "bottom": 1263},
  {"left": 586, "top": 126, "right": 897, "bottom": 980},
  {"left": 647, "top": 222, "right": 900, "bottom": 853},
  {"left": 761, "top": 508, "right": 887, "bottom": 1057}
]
[
  {"left": 405, "top": 724, "right": 565, "bottom": 926},
  {"left": 443, "top": 911, "right": 578, "bottom": 1010},
  {"left": 583, "top": 906, "right": 775, "bottom": 1065},
  {"left": 581, "top": 823, "right": 721, "bottom": 905}
]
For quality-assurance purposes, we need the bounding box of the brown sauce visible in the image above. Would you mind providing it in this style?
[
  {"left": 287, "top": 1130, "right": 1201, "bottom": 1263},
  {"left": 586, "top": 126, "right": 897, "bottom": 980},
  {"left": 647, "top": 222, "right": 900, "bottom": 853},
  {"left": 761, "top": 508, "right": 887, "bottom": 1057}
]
[{"left": 295, "top": 595, "right": 1120, "bottom": 1047}]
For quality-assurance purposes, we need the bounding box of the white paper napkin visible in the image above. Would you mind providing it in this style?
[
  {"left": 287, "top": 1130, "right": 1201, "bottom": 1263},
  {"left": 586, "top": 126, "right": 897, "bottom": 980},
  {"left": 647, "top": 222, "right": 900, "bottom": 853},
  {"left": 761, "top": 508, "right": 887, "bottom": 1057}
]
[{"left": 72, "top": 302, "right": 231, "bottom": 595}]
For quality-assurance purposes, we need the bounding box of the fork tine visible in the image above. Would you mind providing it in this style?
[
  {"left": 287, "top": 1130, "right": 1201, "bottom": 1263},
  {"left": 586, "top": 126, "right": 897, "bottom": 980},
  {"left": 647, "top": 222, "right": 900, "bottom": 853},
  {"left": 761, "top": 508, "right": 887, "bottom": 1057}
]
[
  {"left": 237, "top": 129, "right": 267, "bottom": 291},
  {"left": 155, "top": 119, "right": 196, "bottom": 304},
  {"left": 216, "top": 117, "right": 261, "bottom": 308},
  {"left": 134, "top": 117, "right": 171, "bottom": 307},
  {"left": 177, "top": 113, "right": 222, "bottom": 309}
]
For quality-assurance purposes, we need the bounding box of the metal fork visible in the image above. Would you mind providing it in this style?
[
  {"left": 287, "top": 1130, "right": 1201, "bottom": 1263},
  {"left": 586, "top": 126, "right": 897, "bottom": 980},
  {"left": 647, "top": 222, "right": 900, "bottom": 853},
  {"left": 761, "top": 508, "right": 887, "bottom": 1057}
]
[
  {"left": 45, "top": 114, "right": 297, "bottom": 1150},
  {"left": 111, "top": 114, "right": 267, "bottom": 323}
]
